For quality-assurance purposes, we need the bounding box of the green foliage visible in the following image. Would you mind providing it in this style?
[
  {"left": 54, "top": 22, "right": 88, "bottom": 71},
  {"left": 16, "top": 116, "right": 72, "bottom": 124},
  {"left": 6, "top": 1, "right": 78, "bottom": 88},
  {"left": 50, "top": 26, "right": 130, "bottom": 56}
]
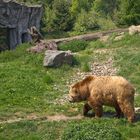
[
  {"left": 43, "top": 74, "right": 54, "bottom": 84},
  {"left": 61, "top": 121, "right": 122, "bottom": 140},
  {"left": 74, "top": 10, "right": 99, "bottom": 32},
  {"left": 58, "top": 40, "right": 88, "bottom": 52},
  {"left": 81, "top": 63, "right": 91, "bottom": 72},
  {"left": 16, "top": 0, "right": 140, "bottom": 34},
  {"left": 52, "top": 0, "right": 73, "bottom": 31},
  {"left": 93, "top": 0, "right": 119, "bottom": 18},
  {"left": 0, "top": 121, "right": 66, "bottom": 140},
  {"left": 97, "top": 17, "right": 116, "bottom": 30},
  {"left": 42, "top": 0, "right": 73, "bottom": 33},
  {"left": 0, "top": 43, "right": 77, "bottom": 117},
  {"left": 89, "top": 40, "right": 106, "bottom": 49},
  {"left": 116, "top": 0, "right": 140, "bottom": 25},
  {"left": 70, "top": 0, "right": 94, "bottom": 18},
  {"left": 42, "top": 6, "right": 55, "bottom": 32}
]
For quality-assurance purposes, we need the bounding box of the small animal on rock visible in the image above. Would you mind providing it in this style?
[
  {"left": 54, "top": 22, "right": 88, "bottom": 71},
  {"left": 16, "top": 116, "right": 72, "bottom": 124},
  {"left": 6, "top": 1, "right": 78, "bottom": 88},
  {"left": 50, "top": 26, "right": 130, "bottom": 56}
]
[{"left": 68, "top": 75, "right": 135, "bottom": 123}]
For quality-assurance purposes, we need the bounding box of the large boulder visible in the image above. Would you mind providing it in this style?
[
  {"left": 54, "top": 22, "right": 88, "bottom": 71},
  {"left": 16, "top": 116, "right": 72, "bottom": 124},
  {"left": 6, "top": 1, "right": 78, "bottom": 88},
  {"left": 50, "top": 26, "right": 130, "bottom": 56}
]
[
  {"left": 43, "top": 50, "right": 73, "bottom": 67},
  {"left": 129, "top": 25, "right": 140, "bottom": 35}
]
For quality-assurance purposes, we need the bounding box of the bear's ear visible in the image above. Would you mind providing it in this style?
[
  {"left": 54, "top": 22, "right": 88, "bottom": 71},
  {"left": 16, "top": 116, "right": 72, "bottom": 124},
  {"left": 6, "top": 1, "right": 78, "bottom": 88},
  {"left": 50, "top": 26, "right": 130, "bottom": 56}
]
[
  {"left": 83, "top": 76, "right": 94, "bottom": 83},
  {"left": 70, "top": 84, "right": 74, "bottom": 88}
]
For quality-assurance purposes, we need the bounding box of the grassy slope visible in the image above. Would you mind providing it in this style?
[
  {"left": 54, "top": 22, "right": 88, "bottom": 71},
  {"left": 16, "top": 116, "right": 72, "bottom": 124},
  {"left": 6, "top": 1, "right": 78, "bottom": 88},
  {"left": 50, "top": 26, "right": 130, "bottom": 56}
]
[
  {"left": 0, "top": 43, "right": 84, "bottom": 118},
  {"left": 0, "top": 34, "right": 140, "bottom": 139}
]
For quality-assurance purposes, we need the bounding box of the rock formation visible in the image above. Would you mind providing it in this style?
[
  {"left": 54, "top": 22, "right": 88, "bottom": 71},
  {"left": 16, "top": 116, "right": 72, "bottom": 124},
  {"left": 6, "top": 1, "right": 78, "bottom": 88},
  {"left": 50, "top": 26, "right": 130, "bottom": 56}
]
[{"left": 0, "top": 0, "right": 43, "bottom": 50}]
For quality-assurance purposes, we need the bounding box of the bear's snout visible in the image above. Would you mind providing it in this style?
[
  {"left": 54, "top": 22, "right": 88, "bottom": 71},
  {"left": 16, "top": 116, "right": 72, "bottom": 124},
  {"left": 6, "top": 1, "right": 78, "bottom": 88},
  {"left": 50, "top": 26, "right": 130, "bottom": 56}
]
[{"left": 68, "top": 95, "right": 74, "bottom": 103}]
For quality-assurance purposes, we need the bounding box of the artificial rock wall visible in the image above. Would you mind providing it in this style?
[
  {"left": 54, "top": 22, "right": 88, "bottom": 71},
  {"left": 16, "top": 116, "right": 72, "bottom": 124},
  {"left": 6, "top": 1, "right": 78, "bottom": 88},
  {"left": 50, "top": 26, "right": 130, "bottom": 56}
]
[{"left": 0, "top": 0, "right": 43, "bottom": 50}]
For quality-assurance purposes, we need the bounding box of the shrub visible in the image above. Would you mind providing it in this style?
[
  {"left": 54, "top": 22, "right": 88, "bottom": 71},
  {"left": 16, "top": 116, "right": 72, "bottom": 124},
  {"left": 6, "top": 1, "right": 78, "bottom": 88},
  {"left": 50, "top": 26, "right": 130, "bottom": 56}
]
[
  {"left": 74, "top": 9, "right": 99, "bottom": 32},
  {"left": 42, "top": 6, "right": 56, "bottom": 33},
  {"left": 81, "top": 63, "right": 91, "bottom": 72},
  {"left": 73, "top": 54, "right": 92, "bottom": 67},
  {"left": 97, "top": 17, "right": 116, "bottom": 30},
  {"left": 89, "top": 40, "right": 106, "bottom": 49},
  {"left": 115, "top": 0, "right": 140, "bottom": 26},
  {"left": 61, "top": 121, "right": 122, "bottom": 140},
  {"left": 58, "top": 40, "right": 88, "bottom": 52}
]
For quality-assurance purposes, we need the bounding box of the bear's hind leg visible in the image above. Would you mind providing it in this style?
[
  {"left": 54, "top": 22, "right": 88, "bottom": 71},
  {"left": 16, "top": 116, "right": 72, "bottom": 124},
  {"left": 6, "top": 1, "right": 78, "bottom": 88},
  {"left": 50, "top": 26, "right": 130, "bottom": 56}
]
[
  {"left": 83, "top": 103, "right": 92, "bottom": 116},
  {"left": 118, "top": 102, "right": 135, "bottom": 123}
]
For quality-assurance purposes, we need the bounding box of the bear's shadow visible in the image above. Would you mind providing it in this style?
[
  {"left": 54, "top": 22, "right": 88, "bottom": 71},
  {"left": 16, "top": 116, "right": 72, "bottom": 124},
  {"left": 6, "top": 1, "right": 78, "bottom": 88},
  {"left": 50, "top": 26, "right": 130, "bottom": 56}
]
[{"left": 85, "top": 111, "right": 140, "bottom": 122}]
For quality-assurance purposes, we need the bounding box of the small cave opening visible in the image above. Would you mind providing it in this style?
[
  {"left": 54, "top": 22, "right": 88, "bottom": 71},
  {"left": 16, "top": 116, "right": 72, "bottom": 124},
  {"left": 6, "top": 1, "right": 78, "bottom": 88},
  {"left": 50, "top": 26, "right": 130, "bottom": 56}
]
[
  {"left": 0, "top": 28, "right": 9, "bottom": 52},
  {"left": 21, "top": 32, "right": 31, "bottom": 43}
]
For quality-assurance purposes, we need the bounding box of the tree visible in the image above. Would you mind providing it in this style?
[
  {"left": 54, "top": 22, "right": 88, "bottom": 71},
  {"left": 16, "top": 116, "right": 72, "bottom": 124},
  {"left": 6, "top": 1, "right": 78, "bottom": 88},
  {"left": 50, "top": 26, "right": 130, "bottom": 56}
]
[
  {"left": 42, "top": 6, "right": 55, "bottom": 32},
  {"left": 74, "top": 9, "right": 99, "bottom": 32},
  {"left": 93, "top": 0, "right": 119, "bottom": 18},
  {"left": 70, "top": 0, "right": 94, "bottom": 18},
  {"left": 52, "top": 0, "right": 73, "bottom": 31},
  {"left": 116, "top": 0, "right": 140, "bottom": 25}
]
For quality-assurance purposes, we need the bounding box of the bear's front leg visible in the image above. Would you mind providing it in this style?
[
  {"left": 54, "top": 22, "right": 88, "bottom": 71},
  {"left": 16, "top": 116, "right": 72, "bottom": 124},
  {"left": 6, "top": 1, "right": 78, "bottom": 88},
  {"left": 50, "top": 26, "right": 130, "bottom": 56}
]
[
  {"left": 114, "top": 105, "right": 124, "bottom": 118},
  {"left": 93, "top": 105, "right": 103, "bottom": 118},
  {"left": 83, "top": 103, "right": 92, "bottom": 116}
]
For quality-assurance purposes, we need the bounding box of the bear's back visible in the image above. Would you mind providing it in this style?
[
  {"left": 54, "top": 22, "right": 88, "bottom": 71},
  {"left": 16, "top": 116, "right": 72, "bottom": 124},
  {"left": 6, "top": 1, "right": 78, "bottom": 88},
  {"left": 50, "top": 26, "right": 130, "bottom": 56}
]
[{"left": 90, "top": 76, "right": 134, "bottom": 96}]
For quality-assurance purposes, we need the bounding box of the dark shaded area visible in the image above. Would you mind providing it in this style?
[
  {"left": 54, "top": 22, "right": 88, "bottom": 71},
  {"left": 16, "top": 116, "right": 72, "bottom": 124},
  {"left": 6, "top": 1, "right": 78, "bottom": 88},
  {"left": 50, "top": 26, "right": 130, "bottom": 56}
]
[
  {"left": 0, "top": 28, "right": 8, "bottom": 51},
  {"left": 0, "top": 0, "right": 43, "bottom": 51},
  {"left": 85, "top": 110, "right": 140, "bottom": 123}
]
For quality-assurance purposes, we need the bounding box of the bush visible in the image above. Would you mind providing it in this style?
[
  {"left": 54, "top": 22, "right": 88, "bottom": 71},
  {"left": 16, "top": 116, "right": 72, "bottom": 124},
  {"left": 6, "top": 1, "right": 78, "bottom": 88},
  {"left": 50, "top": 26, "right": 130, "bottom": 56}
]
[
  {"left": 115, "top": 0, "right": 140, "bottom": 26},
  {"left": 58, "top": 40, "right": 88, "bottom": 52},
  {"left": 61, "top": 121, "right": 122, "bottom": 140},
  {"left": 81, "top": 63, "right": 91, "bottom": 72},
  {"left": 89, "top": 40, "right": 106, "bottom": 49},
  {"left": 74, "top": 10, "right": 99, "bottom": 32},
  {"left": 97, "top": 17, "right": 116, "bottom": 30}
]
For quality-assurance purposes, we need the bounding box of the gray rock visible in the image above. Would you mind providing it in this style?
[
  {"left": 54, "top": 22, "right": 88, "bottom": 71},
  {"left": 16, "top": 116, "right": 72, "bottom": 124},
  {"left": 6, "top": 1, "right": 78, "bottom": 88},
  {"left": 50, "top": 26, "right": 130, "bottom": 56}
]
[
  {"left": 43, "top": 50, "right": 73, "bottom": 67},
  {"left": 129, "top": 25, "right": 140, "bottom": 35}
]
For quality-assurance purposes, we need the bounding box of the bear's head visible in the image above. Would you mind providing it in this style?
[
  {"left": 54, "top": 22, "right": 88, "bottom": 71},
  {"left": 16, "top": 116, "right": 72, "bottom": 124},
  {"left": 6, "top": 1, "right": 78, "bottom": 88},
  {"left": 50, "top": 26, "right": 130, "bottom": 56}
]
[
  {"left": 68, "top": 86, "right": 81, "bottom": 102},
  {"left": 68, "top": 76, "right": 94, "bottom": 103}
]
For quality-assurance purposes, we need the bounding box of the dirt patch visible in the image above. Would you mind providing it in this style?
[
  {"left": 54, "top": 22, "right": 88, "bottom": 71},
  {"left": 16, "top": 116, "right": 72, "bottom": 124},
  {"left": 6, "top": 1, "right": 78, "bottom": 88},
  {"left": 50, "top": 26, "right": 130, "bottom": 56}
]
[
  {"left": 87, "top": 57, "right": 117, "bottom": 76},
  {"left": 0, "top": 114, "right": 83, "bottom": 124},
  {"left": 47, "top": 114, "right": 83, "bottom": 121},
  {"left": 1, "top": 107, "right": 140, "bottom": 124}
]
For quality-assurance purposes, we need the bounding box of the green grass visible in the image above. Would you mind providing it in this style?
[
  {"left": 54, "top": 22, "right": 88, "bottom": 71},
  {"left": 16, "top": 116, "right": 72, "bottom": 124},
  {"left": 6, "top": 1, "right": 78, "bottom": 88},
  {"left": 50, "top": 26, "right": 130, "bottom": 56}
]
[
  {"left": 0, "top": 118, "right": 140, "bottom": 140},
  {"left": 0, "top": 120, "right": 66, "bottom": 140},
  {"left": 58, "top": 40, "right": 89, "bottom": 52},
  {"left": 81, "top": 63, "right": 91, "bottom": 72},
  {"left": 62, "top": 120, "right": 122, "bottom": 140},
  {"left": 0, "top": 44, "right": 84, "bottom": 119},
  {"left": 1, "top": 33, "right": 140, "bottom": 139}
]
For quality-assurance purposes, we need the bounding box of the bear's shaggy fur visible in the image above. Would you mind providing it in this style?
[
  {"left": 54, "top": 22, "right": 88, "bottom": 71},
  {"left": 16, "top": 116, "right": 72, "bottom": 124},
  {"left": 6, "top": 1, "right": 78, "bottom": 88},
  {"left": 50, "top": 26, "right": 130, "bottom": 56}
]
[{"left": 68, "top": 75, "right": 135, "bottom": 122}]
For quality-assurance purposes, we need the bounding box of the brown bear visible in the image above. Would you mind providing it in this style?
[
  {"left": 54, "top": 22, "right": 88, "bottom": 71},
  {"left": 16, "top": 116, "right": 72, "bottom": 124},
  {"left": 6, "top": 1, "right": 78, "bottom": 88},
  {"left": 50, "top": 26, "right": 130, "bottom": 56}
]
[{"left": 68, "top": 75, "right": 135, "bottom": 123}]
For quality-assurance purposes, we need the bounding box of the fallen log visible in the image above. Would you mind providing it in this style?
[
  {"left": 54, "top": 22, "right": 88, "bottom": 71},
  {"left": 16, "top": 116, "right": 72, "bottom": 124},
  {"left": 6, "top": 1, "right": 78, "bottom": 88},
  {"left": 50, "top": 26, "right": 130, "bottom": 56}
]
[
  {"left": 49, "top": 28, "right": 129, "bottom": 44},
  {"left": 27, "top": 28, "right": 129, "bottom": 53}
]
